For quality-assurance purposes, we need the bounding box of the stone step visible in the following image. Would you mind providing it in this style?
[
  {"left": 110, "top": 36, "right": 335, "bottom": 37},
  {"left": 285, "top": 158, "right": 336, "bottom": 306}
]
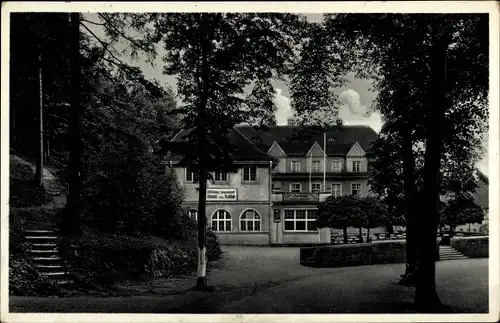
[
  {"left": 440, "top": 249, "right": 463, "bottom": 253},
  {"left": 24, "top": 229, "right": 59, "bottom": 236},
  {"left": 32, "top": 256, "right": 63, "bottom": 264},
  {"left": 439, "top": 252, "right": 465, "bottom": 256},
  {"left": 24, "top": 236, "right": 59, "bottom": 241},
  {"left": 31, "top": 243, "right": 58, "bottom": 250},
  {"left": 440, "top": 257, "right": 468, "bottom": 261},
  {"left": 440, "top": 254, "right": 467, "bottom": 259},
  {"left": 29, "top": 250, "right": 59, "bottom": 256},
  {"left": 39, "top": 271, "right": 68, "bottom": 276},
  {"left": 35, "top": 265, "right": 65, "bottom": 272}
]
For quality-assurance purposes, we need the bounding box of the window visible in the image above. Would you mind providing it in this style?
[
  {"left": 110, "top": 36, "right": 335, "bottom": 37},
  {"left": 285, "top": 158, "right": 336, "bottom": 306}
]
[
  {"left": 351, "top": 183, "right": 361, "bottom": 197},
  {"left": 332, "top": 160, "right": 342, "bottom": 172},
  {"left": 291, "top": 161, "right": 301, "bottom": 172},
  {"left": 352, "top": 161, "right": 361, "bottom": 172},
  {"left": 290, "top": 183, "right": 302, "bottom": 193},
  {"left": 240, "top": 209, "right": 261, "bottom": 231},
  {"left": 214, "top": 172, "right": 228, "bottom": 181},
  {"left": 272, "top": 183, "right": 281, "bottom": 192},
  {"left": 311, "top": 183, "right": 322, "bottom": 193},
  {"left": 188, "top": 209, "right": 198, "bottom": 221},
  {"left": 312, "top": 161, "right": 320, "bottom": 172},
  {"left": 211, "top": 210, "right": 232, "bottom": 232},
  {"left": 243, "top": 166, "right": 257, "bottom": 182},
  {"left": 332, "top": 183, "right": 342, "bottom": 197},
  {"left": 284, "top": 209, "right": 317, "bottom": 231},
  {"left": 186, "top": 167, "right": 198, "bottom": 182}
]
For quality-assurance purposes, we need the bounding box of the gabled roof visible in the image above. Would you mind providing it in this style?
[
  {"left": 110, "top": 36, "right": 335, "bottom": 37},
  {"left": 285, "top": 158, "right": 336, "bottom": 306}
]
[
  {"left": 166, "top": 127, "right": 276, "bottom": 164},
  {"left": 236, "top": 125, "right": 379, "bottom": 157}
]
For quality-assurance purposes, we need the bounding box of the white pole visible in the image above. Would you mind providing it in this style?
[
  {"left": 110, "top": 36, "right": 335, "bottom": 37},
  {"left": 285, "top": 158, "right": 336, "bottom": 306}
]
[
  {"left": 269, "top": 160, "right": 273, "bottom": 245},
  {"left": 323, "top": 131, "right": 326, "bottom": 191},
  {"left": 309, "top": 152, "right": 312, "bottom": 192}
]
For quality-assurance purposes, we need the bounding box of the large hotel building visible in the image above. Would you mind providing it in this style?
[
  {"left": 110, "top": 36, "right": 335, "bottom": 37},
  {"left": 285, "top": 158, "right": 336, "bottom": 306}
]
[{"left": 165, "top": 120, "right": 380, "bottom": 245}]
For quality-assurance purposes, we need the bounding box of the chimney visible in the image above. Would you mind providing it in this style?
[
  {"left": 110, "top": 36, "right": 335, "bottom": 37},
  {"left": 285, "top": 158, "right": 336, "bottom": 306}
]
[{"left": 336, "top": 118, "right": 343, "bottom": 127}]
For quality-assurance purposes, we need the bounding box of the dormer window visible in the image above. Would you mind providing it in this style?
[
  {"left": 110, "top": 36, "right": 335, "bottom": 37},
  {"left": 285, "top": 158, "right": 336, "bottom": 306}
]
[
  {"left": 352, "top": 161, "right": 361, "bottom": 172},
  {"left": 332, "top": 160, "right": 342, "bottom": 172}
]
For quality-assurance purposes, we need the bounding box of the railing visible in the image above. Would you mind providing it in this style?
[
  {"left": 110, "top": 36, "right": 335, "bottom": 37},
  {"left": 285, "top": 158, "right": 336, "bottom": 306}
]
[
  {"left": 272, "top": 192, "right": 334, "bottom": 202},
  {"left": 271, "top": 172, "right": 368, "bottom": 180}
]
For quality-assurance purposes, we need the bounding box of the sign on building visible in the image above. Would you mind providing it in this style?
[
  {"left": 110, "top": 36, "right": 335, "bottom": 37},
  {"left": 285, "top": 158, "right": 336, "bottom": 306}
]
[
  {"left": 273, "top": 209, "right": 281, "bottom": 223},
  {"left": 207, "top": 188, "right": 237, "bottom": 201},
  {"left": 282, "top": 192, "right": 318, "bottom": 202}
]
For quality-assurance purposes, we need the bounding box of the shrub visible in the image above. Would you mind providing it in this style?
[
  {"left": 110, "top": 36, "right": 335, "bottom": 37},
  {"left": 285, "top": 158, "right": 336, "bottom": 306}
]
[
  {"left": 9, "top": 254, "right": 65, "bottom": 296},
  {"left": 479, "top": 223, "right": 488, "bottom": 235},
  {"left": 59, "top": 226, "right": 220, "bottom": 288},
  {"left": 10, "top": 178, "right": 50, "bottom": 207},
  {"left": 10, "top": 155, "right": 51, "bottom": 207}
]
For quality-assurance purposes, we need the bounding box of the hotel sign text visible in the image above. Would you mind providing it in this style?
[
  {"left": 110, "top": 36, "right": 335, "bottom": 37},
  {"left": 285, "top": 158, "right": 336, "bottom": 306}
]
[
  {"left": 283, "top": 193, "right": 318, "bottom": 202},
  {"left": 207, "top": 188, "right": 237, "bottom": 201}
]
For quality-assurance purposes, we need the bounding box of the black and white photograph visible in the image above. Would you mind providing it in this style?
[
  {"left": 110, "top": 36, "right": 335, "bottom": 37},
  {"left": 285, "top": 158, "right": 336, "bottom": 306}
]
[{"left": 1, "top": 2, "right": 499, "bottom": 322}]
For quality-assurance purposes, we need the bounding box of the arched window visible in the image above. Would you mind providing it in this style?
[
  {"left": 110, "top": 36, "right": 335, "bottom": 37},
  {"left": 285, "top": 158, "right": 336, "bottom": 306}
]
[
  {"left": 211, "top": 210, "right": 232, "bottom": 232},
  {"left": 188, "top": 209, "right": 198, "bottom": 221},
  {"left": 240, "top": 209, "right": 261, "bottom": 231}
]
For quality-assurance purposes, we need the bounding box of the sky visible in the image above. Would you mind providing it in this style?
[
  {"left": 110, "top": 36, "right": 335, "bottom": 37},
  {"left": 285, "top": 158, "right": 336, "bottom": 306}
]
[{"left": 83, "top": 13, "right": 488, "bottom": 176}]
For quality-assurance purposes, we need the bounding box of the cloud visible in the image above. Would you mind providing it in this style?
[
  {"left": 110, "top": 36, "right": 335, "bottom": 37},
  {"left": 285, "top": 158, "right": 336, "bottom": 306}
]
[
  {"left": 338, "top": 89, "right": 368, "bottom": 117},
  {"left": 274, "top": 88, "right": 293, "bottom": 125},
  {"left": 337, "top": 89, "right": 382, "bottom": 133}
]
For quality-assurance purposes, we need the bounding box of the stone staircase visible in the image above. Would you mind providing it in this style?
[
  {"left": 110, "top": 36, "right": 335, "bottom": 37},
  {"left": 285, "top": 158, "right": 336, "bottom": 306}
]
[
  {"left": 439, "top": 245, "right": 467, "bottom": 261},
  {"left": 24, "top": 229, "right": 72, "bottom": 285}
]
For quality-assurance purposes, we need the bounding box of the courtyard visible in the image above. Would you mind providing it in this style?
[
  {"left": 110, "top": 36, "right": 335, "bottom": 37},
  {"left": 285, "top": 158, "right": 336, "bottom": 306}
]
[{"left": 10, "top": 246, "right": 489, "bottom": 313}]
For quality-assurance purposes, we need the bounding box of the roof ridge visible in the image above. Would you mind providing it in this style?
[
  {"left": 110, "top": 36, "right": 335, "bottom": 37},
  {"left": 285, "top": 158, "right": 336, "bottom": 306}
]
[{"left": 233, "top": 126, "right": 270, "bottom": 158}]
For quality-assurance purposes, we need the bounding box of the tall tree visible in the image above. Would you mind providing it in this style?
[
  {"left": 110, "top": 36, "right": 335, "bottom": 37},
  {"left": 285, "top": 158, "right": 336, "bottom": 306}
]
[
  {"left": 35, "top": 16, "right": 44, "bottom": 187},
  {"left": 61, "top": 13, "right": 83, "bottom": 235},
  {"left": 153, "top": 13, "right": 306, "bottom": 289},
  {"left": 307, "top": 13, "right": 488, "bottom": 311}
]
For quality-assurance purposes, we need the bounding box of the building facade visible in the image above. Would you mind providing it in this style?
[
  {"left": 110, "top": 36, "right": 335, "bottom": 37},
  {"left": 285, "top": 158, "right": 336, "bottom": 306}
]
[{"left": 166, "top": 122, "right": 380, "bottom": 245}]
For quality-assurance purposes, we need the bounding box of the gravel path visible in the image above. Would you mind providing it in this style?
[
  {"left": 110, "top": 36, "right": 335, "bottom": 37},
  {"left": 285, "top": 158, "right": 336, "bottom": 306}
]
[{"left": 9, "top": 246, "right": 489, "bottom": 313}]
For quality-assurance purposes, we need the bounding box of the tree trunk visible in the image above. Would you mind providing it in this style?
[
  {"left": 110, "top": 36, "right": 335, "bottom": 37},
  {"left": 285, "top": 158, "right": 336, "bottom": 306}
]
[
  {"left": 61, "top": 13, "right": 82, "bottom": 236},
  {"left": 414, "top": 31, "right": 450, "bottom": 312},
  {"left": 194, "top": 13, "right": 210, "bottom": 291},
  {"left": 35, "top": 30, "right": 44, "bottom": 187},
  {"left": 367, "top": 227, "right": 371, "bottom": 243},
  {"left": 358, "top": 227, "right": 363, "bottom": 243},
  {"left": 398, "top": 127, "right": 418, "bottom": 286},
  {"left": 343, "top": 227, "right": 348, "bottom": 244}
]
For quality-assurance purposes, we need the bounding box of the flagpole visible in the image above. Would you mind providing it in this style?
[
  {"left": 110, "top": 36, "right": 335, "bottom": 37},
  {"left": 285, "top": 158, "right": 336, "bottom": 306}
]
[
  {"left": 323, "top": 131, "right": 326, "bottom": 192},
  {"left": 309, "top": 151, "right": 312, "bottom": 192}
]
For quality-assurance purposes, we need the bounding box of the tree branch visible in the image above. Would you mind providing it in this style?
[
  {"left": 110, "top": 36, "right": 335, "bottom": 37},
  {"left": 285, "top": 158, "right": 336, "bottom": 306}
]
[
  {"left": 97, "top": 13, "right": 152, "bottom": 53},
  {"left": 81, "top": 19, "right": 106, "bottom": 26},
  {"left": 80, "top": 23, "right": 131, "bottom": 71}
]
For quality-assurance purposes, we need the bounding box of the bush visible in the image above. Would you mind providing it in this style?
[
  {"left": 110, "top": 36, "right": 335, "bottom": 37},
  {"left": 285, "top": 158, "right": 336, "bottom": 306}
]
[
  {"left": 59, "top": 225, "right": 221, "bottom": 288},
  {"left": 479, "top": 223, "right": 488, "bottom": 235},
  {"left": 10, "top": 178, "right": 50, "bottom": 207},
  {"left": 10, "top": 155, "right": 51, "bottom": 207},
  {"left": 9, "top": 254, "right": 65, "bottom": 296}
]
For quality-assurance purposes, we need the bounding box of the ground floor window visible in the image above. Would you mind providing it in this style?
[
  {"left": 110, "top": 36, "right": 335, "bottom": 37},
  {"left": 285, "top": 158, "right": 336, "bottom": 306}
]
[
  {"left": 212, "top": 209, "right": 232, "bottom": 232},
  {"left": 332, "top": 183, "right": 342, "bottom": 197},
  {"left": 188, "top": 209, "right": 198, "bottom": 220},
  {"left": 351, "top": 183, "right": 361, "bottom": 196},
  {"left": 311, "top": 183, "right": 322, "bottom": 193},
  {"left": 284, "top": 209, "right": 317, "bottom": 231},
  {"left": 240, "top": 209, "right": 261, "bottom": 231}
]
